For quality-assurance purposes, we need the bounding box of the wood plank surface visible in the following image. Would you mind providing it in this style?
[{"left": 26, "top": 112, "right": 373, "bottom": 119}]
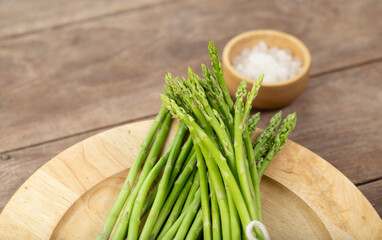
[
  {"left": 0, "top": 114, "right": 156, "bottom": 211},
  {"left": 0, "top": 0, "right": 170, "bottom": 39},
  {"left": 359, "top": 180, "right": 382, "bottom": 217},
  {"left": 257, "top": 61, "right": 382, "bottom": 185},
  {"left": 1, "top": 0, "right": 382, "bottom": 153}
]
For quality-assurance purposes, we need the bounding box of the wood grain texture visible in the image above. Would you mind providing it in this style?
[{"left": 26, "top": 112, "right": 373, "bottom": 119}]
[
  {"left": 0, "top": 0, "right": 170, "bottom": 38},
  {"left": 1, "top": 0, "right": 382, "bottom": 152},
  {"left": 50, "top": 172, "right": 331, "bottom": 240},
  {"left": 0, "top": 114, "right": 156, "bottom": 212},
  {"left": 359, "top": 179, "right": 382, "bottom": 217},
  {"left": 1, "top": 120, "right": 380, "bottom": 239},
  {"left": 256, "top": 61, "right": 382, "bottom": 185}
]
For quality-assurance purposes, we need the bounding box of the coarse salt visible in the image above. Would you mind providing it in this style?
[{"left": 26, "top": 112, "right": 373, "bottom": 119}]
[{"left": 232, "top": 41, "right": 302, "bottom": 83}]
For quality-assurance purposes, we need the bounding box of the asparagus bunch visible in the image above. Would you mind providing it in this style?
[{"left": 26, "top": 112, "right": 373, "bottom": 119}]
[{"left": 97, "top": 40, "right": 297, "bottom": 240}]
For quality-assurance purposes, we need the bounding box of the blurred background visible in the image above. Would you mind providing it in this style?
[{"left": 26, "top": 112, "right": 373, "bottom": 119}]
[{"left": 0, "top": 0, "right": 381, "bottom": 216}]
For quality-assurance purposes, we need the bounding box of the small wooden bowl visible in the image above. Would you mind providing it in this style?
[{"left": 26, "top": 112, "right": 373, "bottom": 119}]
[{"left": 222, "top": 30, "right": 311, "bottom": 109}]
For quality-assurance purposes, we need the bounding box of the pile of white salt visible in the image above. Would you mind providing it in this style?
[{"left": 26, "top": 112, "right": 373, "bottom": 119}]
[{"left": 232, "top": 41, "right": 302, "bottom": 83}]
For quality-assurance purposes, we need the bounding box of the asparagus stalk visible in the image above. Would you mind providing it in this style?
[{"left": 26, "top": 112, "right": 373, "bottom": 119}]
[
  {"left": 194, "top": 144, "right": 212, "bottom": 240},
  {"left": 197, "top": 141, "right": 231, "bottom": 240},
  {"left": 160, "top": 94, "right": 251, "bottom": 228},
  {"left": 112, "top": 141, "right": 173, "bottom": 240},
  {"left": 169, "top": 136, "right": 194, "bottom": 184},
  {"left": 251, "top": 112, "right": 282, "bottom": 185},
  {"left": 124, "top": 146, "right": 176, "bottom": 240},
  {"left": 167, "top": 77, "right": 215, "bottom": 137},
  {"left": 140, "top": 135, "right": 193, "bottom": 218},
  {"left": 201, "top": 64, "right": 234, "bottom": 137},
  {"left": 209, "top": 176, "right": 222, "bottom": 240},
  {"left": 186, "top": 69, "right": 236, "bottom": 176},
  {"left": 253, "top": 112, "right": 282, "bottom": 160},
  {"left": 143, "top": 151, "right": 197, "bottom": 239},
  {"left": 243, "top": 127, "right": 261, "bottom": 221},
  {"left": 167, "top": 76, "right": 230, "bottom": 240},
  {"left": 140, "top": 185, "right": 158, "bottom": 219},
  {"left": 128, "top": 122, "right": 188, "bottom": 240},
  {"left": 247, "top": 113, "right": 260, "bottom": 137},
  {"left": 258, "top": 113, "right": 297, "bottom": 178},
  {"left": 183, "top": 172, "right": 200, "bottom": 211},
  {"left": 242, "top": 75, "right": 263, "bottom": 126},
  {"left": 208, "top": 40, "right": 234, "bottom": 112},
  {"left": 174, "top": 206, "right": 202, "bottom": 240},
  {"left": 149, "top": 170, "right": 196, "bottom": 239},
  {"left": 233, "top": 80, "right": 257, "bottom": 220},
  {"left": 227, "top": 189, "right": 241, "bottom": 239},
  {"left": 111, "top": 113, "right": 173, "bottom": 240},
  {"left": 157, "top": 190, "right": 201, "bottom": 240},
  {"left": 97, "top": 107, "right": 168, "bottom": 240},
  {"left": 185, "top": 209, "right": 204, "bottom": 240},
  {"left": 160, "top": 172, "right": 199, "bottom": 237},
  {"left": 198, "top": 71, "right": 225, "bottom": 124}
]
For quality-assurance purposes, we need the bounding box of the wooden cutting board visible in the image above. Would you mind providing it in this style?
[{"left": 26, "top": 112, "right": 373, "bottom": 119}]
[{"left": 0, "top": 119, "right": 381, "bottom": 239}]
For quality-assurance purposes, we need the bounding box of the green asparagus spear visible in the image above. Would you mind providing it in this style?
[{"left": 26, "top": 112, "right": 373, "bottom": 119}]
[
  {"left": 185, "top": 209, "right": 204, "bottom": 240},
  {"left": 251, "top": 112, "right": 282, "bottom": 186},
  {"left": 174, "top": 206, "right": 202, "bottom": 240},
  {"left": 233, "top": 80, "right": 257, "bottom": 220},
  {"left": 112, "top": 138, "right": 173, "bottom": 240},
  {"left": 141, "top": 135, "right": 193, "bottom": 218},
  {"left": 208, "top": 40, "right": 234, "bottom": 112},
  {"left": 97, "top": 107, "right": 168, "bottom": 240},
  {"left": 247, "top": 113, "right": 260, "bottom": 137},
  {"left": 128, "top": 121, "right": 188, "bottom": 240},
  {"left": 111, "top": 113, "right": 173, "bottom": 240},
  {"left": 227, "top": 189, "right": 241, "bottom": 239},
  {"left": 197, "top": 141, "right": 231, "bottom": 240},
  {"left": 183, "top": 172, "right": 200, "bottom": 211},
  {"left": 186, "top": 68, "right": 236, "bottom": 176},
  {"left": 242, "top": 75, "right": 263, "bottom": 126},
  {"left": 258, "top": 113, "right": 297, "bottom": 178},
  {"left": 209, "top": 175, "right": 222, "bottom": 240},
  {"left": 160, "top": 94, "right": 251, "bottom": 228},
  {"left": 159, "top": 172, "right": 199, "bottom": 237},
  {"left": 201, "top": 63, "right": 234, "bottom": 137},
  {"left": 144, "top": 151, "right": 197, "bottom": 239},
  {"left": 140, "top": 185, "right": 158, "bottom": 219},
  {"left": 157, "top": 190, "right": 201, "bottom": 240},
  {"left": 243, "top": 127, "right": 261, "bottom": 221},
  {"left": 194, "top": 143, "right": 212, "bottom": 240}
]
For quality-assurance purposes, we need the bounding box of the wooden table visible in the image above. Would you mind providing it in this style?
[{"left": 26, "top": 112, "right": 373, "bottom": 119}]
[{"left": 0, "top": 0, "right": 381, "bottom": 218}]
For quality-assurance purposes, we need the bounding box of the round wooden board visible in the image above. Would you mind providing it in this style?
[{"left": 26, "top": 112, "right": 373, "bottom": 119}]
[{"left": 0, "top": 120, "right": 381, "bottom": 239}]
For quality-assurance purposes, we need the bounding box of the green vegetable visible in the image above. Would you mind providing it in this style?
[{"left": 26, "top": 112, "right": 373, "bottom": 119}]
[
  {"left": 247, "top": 112, "right": 260, "bottom": 137},
  {"left": 258, "top": 113, "right": 297, "bottom": 178},
  {"left": 209, "top": 175, "right": 222, "bottom": 240},
  {"left": 128, "top": 121, "right": 188, "bottom": 240},
  {"left": 185, "top": 209, "right": 204, "bottom": 240},
  {"left": 233, "top": 80, "right": 257, "bottom": 220},
  {"left": 158, "top": 190, "right": 201, "bottom": 240},
  {"left": 99, "top": 40, "right": 298, "bottom": 240},
  {"left": 110, "top": 113, "right": 173, "bottom": 240},
  {"left": 194, "top": 144, "right": 212, "bottom": 240},
  {"left": 208, "top": 40, "right": 234, "bottom": 112},
  {"left": 143, "top": 151, "right": 197, "bottom": 239},
  {"left": 96, "top": 107, "right": 168, "bottom": 240}
]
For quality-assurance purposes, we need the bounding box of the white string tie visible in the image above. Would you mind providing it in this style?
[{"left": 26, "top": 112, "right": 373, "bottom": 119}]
[{"left": 246, "top": 220, "right": 271, "bottom": 240}]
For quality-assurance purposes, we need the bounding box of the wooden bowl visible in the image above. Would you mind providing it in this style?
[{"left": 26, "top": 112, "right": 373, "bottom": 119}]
[{"left": 222, "top": 30, "right": 311, "bottom": 109}]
